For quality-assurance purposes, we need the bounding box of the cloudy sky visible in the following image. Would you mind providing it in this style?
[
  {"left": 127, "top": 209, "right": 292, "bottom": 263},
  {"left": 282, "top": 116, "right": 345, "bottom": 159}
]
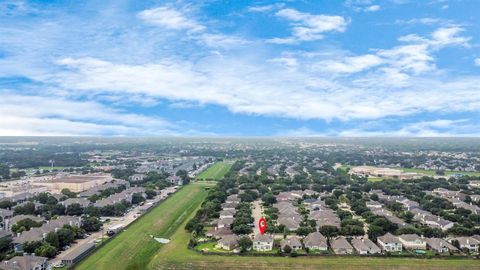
[{"left": 0, "top": 0, "right": 479, "bottom": 136}]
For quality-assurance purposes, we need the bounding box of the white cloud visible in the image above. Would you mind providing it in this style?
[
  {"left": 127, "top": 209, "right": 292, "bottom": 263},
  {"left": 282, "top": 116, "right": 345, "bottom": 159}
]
[
  {"left": 314, "top": 54, "right": 383, "bottom": 74},
  {"left": 0, "top": 94, "right": 173, "bottom": 136},
  {"left": 475, "top": 58, "right": 480, "bottom": 66},
  {"left": 395, "top": 17, "right": 449, "bottom": 25},
  {"left": 49, "top": 51, "right": 480, "bottom": 123},
  {"left": 138, "top": 6, "right": 205, "bottom": 32},
  {"left": 196, "top": 33, "right": 250, "bottom": 48},
  {"left": 269, "top": 8, "right": 348, "bottom": 43},
  {"left": 247, "top": 3, "right": 285, "bottom": 13},
  {"left": 309, "top": 26, "right": 469, "bottom": 78},
  {"left": 137, "top": 6, "right": 249, "bottom": 49},
  {"left": 377, "top": 43, "right": 433, "bottom": 74},
  {"left": 430, "top": 27, "right": 470, "bottom": 47},
  {"left": 344, "top": 1, "right": 380, "bottom": 12},
  {"left": 365, "top": 5, "right": 381, "bottom": 12},
  {"left": 269, "top": 57, "right": 298, "bottom": 68}
]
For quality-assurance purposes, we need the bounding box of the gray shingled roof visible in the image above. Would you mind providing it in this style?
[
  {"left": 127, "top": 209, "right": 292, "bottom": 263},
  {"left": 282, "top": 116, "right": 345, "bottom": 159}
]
[{"left": 304, "top": 232, "right": 328, "bottom": 248}]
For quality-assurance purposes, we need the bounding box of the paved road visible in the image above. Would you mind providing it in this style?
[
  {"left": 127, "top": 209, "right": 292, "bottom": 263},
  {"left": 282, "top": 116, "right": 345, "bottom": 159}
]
[
  {"left": 251, "top": 199, "right": 263, "bottom": 237},
  {"left": 49, "top": 186, "right": 178, "bottom": 267}
]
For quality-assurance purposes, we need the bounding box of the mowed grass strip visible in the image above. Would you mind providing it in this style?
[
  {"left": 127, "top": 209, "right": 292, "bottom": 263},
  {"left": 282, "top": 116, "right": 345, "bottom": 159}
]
[
  {"left": 196, "top": 162, "right": 232, "bottom": 180},
  {"left": 75, "top": 183, "right": 210, "bottom": 270},
  {"left": 149, "top": 201, "right": 480, "bottom": 270}
]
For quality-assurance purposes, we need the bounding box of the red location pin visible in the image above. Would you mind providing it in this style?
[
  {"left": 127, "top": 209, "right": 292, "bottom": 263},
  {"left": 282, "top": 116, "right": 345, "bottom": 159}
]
[{"left": 259, "top": 217, "right": 267, "bottom": 235}]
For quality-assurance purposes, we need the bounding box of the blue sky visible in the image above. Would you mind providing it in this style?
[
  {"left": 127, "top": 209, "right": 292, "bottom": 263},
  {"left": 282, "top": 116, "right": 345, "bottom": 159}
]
[{"left": 0, "top": 0, "right": 479, "bottom": 136}]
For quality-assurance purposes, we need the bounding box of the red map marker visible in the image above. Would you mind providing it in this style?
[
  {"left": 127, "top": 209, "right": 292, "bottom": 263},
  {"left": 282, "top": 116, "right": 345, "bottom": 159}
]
[{"left": 259, "top": 217, "right": 267, "bottom": 234}]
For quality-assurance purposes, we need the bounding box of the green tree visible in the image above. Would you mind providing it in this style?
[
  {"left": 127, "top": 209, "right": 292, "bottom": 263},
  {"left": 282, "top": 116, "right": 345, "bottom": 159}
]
[
  {"left": 319, "top": 225, "right": 339, "bottom": 238},
  {"left": 131, "top": 193, "right": 146, "bottom": 205},
  {"left": 0, "top": 164, "right": 10, "bottom": 179},
  {"left": 367, "top": 225, "right": 385, "bottom": 241},
  {"left": 82, "top": 216, "right": 102, "bottom": 232},
  {"left": 35, "top": 243, "right": 57, "bottom": 258},
  {"left": 45, "top": 232, "right": 59, "bottom": 248},
  {"left": 13, "top": 202, "right": 36, "bottom": 215},
  {"left": 57, "top": 228, "right": 75, "bottom": 247},
  {"left": 114, "top": 203, "right": 127, "bottom": 216},
  {"left": 0, "top": 238, "right": 12, "bottom": 253},
  {"left": 237, "top": 236, "right": 252, "bottom": 253},
  {"left": 11, "top": 218, "right": 43, "bottom": 233},
  {"left": 61, "top": 188, "right": 76, "bottom": 198},
  {"left": 66, "top": 203, "right": 84, "bottom": 216},
  {"left": 145, "top": 189, "right": 156, "bottom": 199},
  {"left": 85, "top": 205, "right": 100, "bottom": 217},
  {"left": 0, "top": 200, "right": 14, "bottom": 209},
  {"left": 23, "top": 241, "right": 43, "bottom": 253}
]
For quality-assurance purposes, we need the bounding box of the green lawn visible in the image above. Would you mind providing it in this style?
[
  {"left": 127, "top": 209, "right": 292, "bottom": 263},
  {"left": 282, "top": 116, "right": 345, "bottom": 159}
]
[
  {"left": 368, "top": 177, "right": 384, "bottom": 182},
  {"left": 402, "top": 168, "right": 480, "bottom": 177},
  {"left": 75, "top": 183, "right": 211, "bottom": 270},
  {"left": 196, "top": 162, "right": 232, "bottom": 181},
  {"left": 338, "top": 165, "right": 351, "bottom": 171}
]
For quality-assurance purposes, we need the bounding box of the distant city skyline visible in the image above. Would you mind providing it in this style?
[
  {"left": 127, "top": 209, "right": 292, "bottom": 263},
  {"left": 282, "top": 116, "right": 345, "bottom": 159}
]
[{"left": 0, "top": 0, "right": 479, "bottom": 136}]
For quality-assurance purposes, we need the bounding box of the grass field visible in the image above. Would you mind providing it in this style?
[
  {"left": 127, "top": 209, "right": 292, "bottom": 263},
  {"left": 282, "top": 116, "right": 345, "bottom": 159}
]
[
  {"left": 196, "top": 161, "right": 232, "bottom": 180},
  {"left": 75, "top": 183, "right": 211, "bottom": 270},
  {"left": 402, "top": 168, "right": 480, "bottom": 177},
  {"left": 368, "top": 177, "right": 384, "bottom": 182}
]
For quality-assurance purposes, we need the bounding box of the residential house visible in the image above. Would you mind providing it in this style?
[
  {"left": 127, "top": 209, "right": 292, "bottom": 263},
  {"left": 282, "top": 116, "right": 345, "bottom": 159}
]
[
  {"left": 62, "top": 198, "right": 90, "bottom": 208},
  {"left": 0, "top": 229, "right": 12, "bottom": 242},
  {"left": 12, "top": 216, "right": 81, "bottom": 252},
  {"left": 219, "top": 209, "right": 236, "bottom": 219},
  {"left": 448, "top": 237, "right": 480, "bottom": 253},
  {"left": 253, "top": 234, "right": 274, "bottom": 251},
  {"left": 221, "top": 202, "right": 238, "bottom": 210},
  {"left": 309, "top": 209, "right": 341, "bottom": 228},
  {"left": 2, "top": 253, "right": 49, "bottom": 270},
  {"left": 0, "top": 209, "right": 13, "bottom": 229},
  {"left": 469, "top": 181, "right": 480, "bottom": 189},
  {"left": 369, "top": 208, "right": 408, "bottom": 228},
  {"left": 366, "top": 201, "right": 383, "bottom": 209},
  {"left": 225, "top": 195, "right": 240, "bottom": 204},
  {"left": 167, "top": 175, "right": 183, "bottom": 186},
  {"left": 304, "top": 232, "right": 328, "bottom": 252},
  {"left": 206, "top": 227, "right": 232, "bottom": 239},
  {"left": 426, "top": 238, "right": 458, "bottom": 254},
  {"left": 351, "top": 238, "right": 381, "bottom": 254},
  {"left": 411, "top": 208, "right": 454, "bottom": 231},
  {"left": 277, "top": 216, "right": 301, "bottom": 231},
  {"left": 398, "top": 234, "right": 426, "bottom": 250},
  {"left": 217, "top": 218, "right": 234, "bottom": 229},
  {"left": 331, "top": 236, "right": 354, "bottom": 254},
  {"left": 217, "top": 234, "right": 240, "bottom": 251},
  {"left": 6, "top": 215, "right": 45, "bottom": 232},
  {"left": 377, "top": 233, "right": 402, "bottom": 252},
  {"left": 280, "top": 236, "right": 302, "bottom": 252},
  {"left": 129, "top": 174, "right": 145, "bottom": 182}
]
